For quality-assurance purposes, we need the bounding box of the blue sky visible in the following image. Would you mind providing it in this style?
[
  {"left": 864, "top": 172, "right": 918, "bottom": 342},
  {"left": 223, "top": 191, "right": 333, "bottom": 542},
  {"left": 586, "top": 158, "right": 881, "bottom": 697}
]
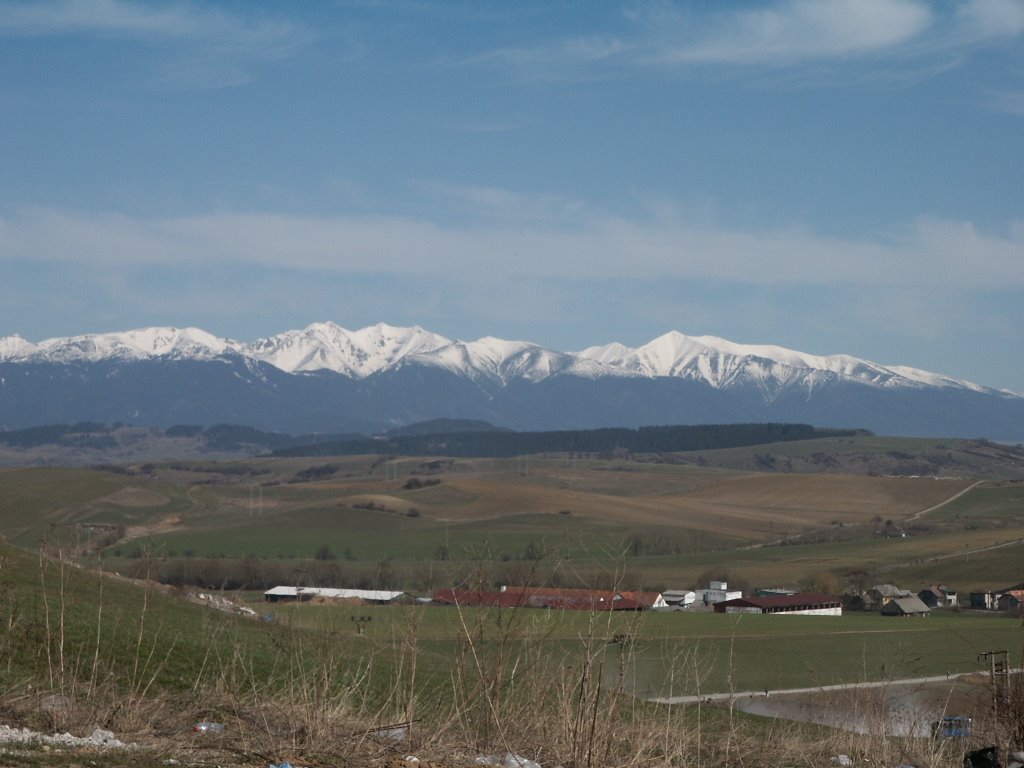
[{"left": 1, "top": 0, "right": 1022, "bottom": 391}]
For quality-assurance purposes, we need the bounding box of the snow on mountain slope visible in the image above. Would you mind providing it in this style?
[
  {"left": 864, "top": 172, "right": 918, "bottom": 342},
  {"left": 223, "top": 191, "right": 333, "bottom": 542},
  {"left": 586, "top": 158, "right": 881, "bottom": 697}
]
[
  {"left": 247, "top": 322, "right": 450, "bottom": 376},
  {"left": 577, "top": 331, "right": 1006, "bottom": 399},
  {"left": 0, "top": 334, "right": 38, "bottom": 360},
  {"left": 409, "top": 336, "right": 619, "bottom": 384},
  {"left": 0, "top": 327, "right": 240, "bottom": 363}
]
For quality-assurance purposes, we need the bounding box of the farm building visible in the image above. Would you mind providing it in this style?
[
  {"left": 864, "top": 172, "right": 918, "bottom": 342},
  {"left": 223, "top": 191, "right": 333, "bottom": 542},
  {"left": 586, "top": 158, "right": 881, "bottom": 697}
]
[
  {"left": 264, "top": 586, "right": 406, "bottom": 604},
  {"left": 880, "top": 596, "right": 931, "bottom": 617},
  {"left": 755, "top": 587, "right": 797, "bottom": 598},
  {"left": 969, "top": 591, "right": 996, "bottom": 610},
  {"left": 996, "top": 590, "right": 1024, "bottom": 612},
  {"left": 430, "top": 586, "right": 662, "bottom": 611},
  {"left": 618, "top": 590, "right": 669, "bottom": 609},
  {"left": 918, "top": 585, "right": 958, "bottom": 608},
  {"left": 713, "top": 592, "right": 842, "bottom": 616},
  {"left": 870, "top": 584, "right": 913, "bottom": 606},
  {"left": 658, "top": 590, "right": 696, "bottom": 610},
  {"left": 695, "top": 580, "right": 742, "bottom": 606}
]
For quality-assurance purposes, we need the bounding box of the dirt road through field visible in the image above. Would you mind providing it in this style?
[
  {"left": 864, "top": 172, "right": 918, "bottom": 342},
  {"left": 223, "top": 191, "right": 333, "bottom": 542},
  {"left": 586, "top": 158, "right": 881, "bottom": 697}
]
[
  {"left": 906, "top": 480, "right": 984, "bottom": 522},
  {"left": 647, "top": 667, "right": 1021, "bottom": 705}
]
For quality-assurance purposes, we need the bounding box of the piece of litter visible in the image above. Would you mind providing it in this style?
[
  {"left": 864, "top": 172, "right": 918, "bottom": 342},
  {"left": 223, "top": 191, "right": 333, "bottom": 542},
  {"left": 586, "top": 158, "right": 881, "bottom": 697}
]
[
  {"left": 475, "top": 753, "right": 542, "bottom": 768},
  {"left": 372, "top": 724, "right": 409, "bottom": 743}
]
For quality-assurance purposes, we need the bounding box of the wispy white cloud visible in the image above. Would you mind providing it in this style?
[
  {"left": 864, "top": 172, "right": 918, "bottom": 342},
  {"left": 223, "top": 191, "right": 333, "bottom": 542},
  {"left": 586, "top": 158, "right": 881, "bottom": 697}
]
[
  {"left": 0, "top": 0, "right": 313, "bottom": 85},
  {"left": 646, "top": 0, "right": 933, "bottom": 65},
  {"left": 454, "top": 35, "right": 627, "bottom": 84},
  {"left": 987, "top": 89, "right": 1024, "bottom": 116},
  {"left": 955, "top": 0, "right": 1024, "bottom": 42},
  {"left": 463, "top": 0, "right": 1024, "bottom": 84},
  {"left": 471, "top": 35, "right": 625, "bottom": 68},
  {"left": 408, "top": 181, "right": 588, "bottom": 224},
  {"left": 2, "top": 205, "right": 1021, "bottom": 293}
]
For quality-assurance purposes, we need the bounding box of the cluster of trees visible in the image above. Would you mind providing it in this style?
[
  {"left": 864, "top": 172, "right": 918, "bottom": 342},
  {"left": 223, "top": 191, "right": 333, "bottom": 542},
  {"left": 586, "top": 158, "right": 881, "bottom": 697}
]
[
  {"left": 120, "top": 554, "right": 655, "bottom": 594},
  {"left": 0, "top": 421, "right": 120, "bottom": 448},
  {"left": 109, "top": 548, "right": 881, "bottom": 603}
]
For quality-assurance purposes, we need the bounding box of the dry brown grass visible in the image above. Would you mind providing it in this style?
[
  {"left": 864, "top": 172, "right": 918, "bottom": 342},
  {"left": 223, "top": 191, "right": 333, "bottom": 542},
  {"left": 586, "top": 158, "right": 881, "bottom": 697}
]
[{"left": 389, "top": 468, "right": 972, "bottom": 540}]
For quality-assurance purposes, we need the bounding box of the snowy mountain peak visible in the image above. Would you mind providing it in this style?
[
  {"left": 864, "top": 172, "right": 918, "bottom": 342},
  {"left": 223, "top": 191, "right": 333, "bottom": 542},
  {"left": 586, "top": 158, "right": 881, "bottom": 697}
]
[
  {"left": 0, "top": 333, "right": 38, "bottom": 360},
  {"left": 249, "top": 322, "right": 451, "bottom": 376}
]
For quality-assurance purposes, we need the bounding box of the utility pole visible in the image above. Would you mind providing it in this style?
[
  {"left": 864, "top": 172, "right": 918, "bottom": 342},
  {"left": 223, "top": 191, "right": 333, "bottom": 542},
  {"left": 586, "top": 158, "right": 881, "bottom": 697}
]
[{"left": 978, "top": 650, "right": 1009, "bottom": 716}]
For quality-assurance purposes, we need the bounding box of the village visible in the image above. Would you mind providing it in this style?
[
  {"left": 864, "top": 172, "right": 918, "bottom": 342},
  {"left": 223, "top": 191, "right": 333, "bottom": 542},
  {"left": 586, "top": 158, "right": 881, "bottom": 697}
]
[{"left": 260, "top": 579, "right": 1024, "bottom": 618}]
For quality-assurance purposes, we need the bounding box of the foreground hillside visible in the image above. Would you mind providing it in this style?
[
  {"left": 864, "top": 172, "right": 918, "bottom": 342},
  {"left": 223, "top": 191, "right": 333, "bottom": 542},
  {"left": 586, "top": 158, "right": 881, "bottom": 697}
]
[{"left": 0, "top": 539, "right": 1021, "bottom": 768}]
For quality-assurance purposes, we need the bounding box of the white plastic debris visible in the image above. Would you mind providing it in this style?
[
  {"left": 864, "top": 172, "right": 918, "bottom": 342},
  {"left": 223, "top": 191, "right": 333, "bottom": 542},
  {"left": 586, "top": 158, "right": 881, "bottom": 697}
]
[
  {"left": 831, "top": 756, "right": 853, "bottom": 767},
  {"left": 475, "top": 753, "right": 542, "bottom": 768},
  {"left": 404, "top": 757, "right": 420, "bottom": 764},
  {"left": 193, "top": 721, "right": 224, "bottom": 733},
  {"left": 373, "top": 724, "right": 409, "bottom": 743}
]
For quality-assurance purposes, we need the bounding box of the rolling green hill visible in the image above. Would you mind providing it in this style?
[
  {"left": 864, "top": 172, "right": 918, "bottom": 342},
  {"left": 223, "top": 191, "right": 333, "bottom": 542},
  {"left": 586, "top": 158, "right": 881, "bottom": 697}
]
[{"left": 1, "top": 436, "right": 1022, "bottom": 595}]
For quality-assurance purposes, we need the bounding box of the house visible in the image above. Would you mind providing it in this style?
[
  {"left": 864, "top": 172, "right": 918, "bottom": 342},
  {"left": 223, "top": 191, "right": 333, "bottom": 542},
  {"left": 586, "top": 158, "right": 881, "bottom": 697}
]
[
  {"left": 918, "top": 585, "right": 958, "bottom": 608},
  {"left": 969, "top": 591, "right": 997, "bottom": 610},
  {"left": 713, "top": 592, "right": 842, "bottom": 616},
  {"left": 996, "top": 590, "right": 1024, "bottom": 613},
  {"left": 263, "top": 586, "right": 406, "bottom": 604},
  {"left": 870, "top": 584, "right": 913, "bottom": 606},
  {"left": 880, "top": 596, "right": 931, "bottom": 617},
  {"left": 695, "top": 580, "right": 742, "bottom": 606}
]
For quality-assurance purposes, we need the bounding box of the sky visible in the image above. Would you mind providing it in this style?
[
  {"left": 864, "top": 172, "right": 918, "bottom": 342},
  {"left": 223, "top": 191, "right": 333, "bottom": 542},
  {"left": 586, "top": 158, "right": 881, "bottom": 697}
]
[{"left": 0, "top": 0, "right": 1022, "bottom": 392}]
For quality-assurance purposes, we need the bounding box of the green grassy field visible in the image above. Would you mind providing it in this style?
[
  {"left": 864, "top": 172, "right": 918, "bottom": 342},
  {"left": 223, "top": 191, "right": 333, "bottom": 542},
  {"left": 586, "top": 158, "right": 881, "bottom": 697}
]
[
  {"left": 252, "top": 598, "right": 1024, "bottom": 697},
  {"left": 1, "top": 534, "right": 1022, "bottom": 767}
]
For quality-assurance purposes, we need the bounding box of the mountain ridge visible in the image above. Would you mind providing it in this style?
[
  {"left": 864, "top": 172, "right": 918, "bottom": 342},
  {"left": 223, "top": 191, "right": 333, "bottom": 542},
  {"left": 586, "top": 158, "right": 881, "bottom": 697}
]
[
  {"left": 2, "top": 323, "right": 1021, "bottom": 440},
  {"left": 0, "top": 322, "right": 1015, "bottom": 398}
]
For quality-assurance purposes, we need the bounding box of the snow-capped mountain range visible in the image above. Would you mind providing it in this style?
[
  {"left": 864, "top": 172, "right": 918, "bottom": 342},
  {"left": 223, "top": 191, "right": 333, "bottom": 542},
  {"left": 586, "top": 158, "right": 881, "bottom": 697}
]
[
  {"left": 0, "top": 322, "right": 1006, "bottom": 395},
  {"left": 1, "top": 323, "right": 1021, "bottom": 439}
]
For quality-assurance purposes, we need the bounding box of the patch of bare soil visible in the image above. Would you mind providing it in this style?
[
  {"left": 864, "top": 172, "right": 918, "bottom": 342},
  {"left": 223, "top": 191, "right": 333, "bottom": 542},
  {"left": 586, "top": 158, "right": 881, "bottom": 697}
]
[
  {"left": 123, "top": 514, "right": 183, "bottom": 541},
  {"left": 99, "top": 486, "right": 171, "bottom": 508}
]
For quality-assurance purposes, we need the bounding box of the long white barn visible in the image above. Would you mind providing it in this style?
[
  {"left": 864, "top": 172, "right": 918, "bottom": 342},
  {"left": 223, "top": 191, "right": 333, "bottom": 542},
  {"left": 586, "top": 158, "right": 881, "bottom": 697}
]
[
  {"left": 713, "top": 592, "right": 842, "bottom": 616},
  {"left": 264, "top": 586, "right": 405, "bottom": 603}
]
